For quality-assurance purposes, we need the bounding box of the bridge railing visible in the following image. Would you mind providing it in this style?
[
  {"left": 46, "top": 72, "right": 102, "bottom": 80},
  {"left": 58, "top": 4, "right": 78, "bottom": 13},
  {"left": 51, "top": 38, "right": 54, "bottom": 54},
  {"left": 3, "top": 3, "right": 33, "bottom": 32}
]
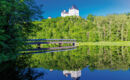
[
  {"left": 25, "top": 39, "right": 76, "bottom": 42},
  {"left": 24, "top": 39, "right": 77, "bottom": 47}
]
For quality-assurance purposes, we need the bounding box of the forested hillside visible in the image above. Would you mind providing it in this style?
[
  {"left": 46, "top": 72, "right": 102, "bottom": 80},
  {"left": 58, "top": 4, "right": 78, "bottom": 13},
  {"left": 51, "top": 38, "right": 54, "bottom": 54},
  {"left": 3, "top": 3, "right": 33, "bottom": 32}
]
[{"left": 31, "top": 14, "right": 130, "bottom": 42}]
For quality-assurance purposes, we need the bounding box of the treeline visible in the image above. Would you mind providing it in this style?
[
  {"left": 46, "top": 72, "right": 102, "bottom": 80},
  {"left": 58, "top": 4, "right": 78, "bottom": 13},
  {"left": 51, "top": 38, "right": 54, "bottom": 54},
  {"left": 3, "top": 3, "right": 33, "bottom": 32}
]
[{"left": 31, "top": 14, "right": 130, "bottom": 42}]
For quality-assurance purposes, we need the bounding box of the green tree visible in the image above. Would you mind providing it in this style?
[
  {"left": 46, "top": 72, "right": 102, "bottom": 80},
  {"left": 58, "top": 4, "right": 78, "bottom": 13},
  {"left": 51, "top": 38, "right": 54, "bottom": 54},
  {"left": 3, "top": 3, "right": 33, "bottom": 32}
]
[{"left": 0, "top": 0, "right": 43, "bottom": 63}]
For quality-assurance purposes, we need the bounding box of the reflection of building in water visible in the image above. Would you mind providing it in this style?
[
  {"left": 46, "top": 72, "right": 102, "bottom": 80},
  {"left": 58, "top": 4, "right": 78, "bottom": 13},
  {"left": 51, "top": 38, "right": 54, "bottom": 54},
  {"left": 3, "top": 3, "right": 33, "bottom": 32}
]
[
  {"left": 63, "top": 70, "right": 81, "bottom": 80},
  {"left": 50, "top": 69, "right": 53, "bottom": 72}
]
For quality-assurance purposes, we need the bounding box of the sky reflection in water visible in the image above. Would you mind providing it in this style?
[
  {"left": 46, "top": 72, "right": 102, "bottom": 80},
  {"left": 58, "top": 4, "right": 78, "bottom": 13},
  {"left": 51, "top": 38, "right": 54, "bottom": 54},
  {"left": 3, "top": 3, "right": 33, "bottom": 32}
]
[{"left": 30, "top": 67, "right": 130, "bottom": 80}]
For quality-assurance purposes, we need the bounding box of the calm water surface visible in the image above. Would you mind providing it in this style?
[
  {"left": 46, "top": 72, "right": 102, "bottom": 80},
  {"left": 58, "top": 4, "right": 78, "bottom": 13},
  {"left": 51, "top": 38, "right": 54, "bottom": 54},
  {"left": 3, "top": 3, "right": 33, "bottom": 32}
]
[{"left": 19, "top": 46, "right": 130, "bottom": 80}]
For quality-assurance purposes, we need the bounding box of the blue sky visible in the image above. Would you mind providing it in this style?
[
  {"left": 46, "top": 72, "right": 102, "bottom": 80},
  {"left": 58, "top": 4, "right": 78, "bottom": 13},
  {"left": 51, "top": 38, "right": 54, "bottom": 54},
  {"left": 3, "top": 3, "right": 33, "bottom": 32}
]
[{"left": 35, "top": 0, "right": 130, "bottom": 18}]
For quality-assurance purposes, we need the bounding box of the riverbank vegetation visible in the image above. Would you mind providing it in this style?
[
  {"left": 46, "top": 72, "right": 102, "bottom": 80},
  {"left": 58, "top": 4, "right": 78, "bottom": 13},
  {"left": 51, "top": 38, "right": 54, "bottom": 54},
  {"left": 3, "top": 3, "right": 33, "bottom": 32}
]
[
  {"left": 79, "top": 41, "right": 130, "bottom": 46},
  {"left": 0, "top": 0, "right": 44, "bottom": 79},
  {"left": 0, "top": 0, "right": 43, "bottom": 67}
]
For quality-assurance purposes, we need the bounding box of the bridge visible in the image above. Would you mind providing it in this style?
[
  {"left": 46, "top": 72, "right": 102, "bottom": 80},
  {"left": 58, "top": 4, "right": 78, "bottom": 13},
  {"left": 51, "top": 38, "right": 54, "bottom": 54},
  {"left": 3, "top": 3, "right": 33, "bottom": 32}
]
[
  {"left": 25, "top": 39, "right": 77, "bottom": 49},
  {"left": 21, "top": 39, "right": 78, "bottom": 53}
]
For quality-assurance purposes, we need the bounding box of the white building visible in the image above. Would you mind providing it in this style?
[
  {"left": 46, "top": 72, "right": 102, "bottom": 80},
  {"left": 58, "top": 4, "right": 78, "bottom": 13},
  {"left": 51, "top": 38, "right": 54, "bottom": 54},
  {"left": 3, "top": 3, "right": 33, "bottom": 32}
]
[
  {"left": 61, "top": 5, "right": 79, "bottom": 17},
  {"left": 48, "top": 16, "right": 52, "bottom": 19}
]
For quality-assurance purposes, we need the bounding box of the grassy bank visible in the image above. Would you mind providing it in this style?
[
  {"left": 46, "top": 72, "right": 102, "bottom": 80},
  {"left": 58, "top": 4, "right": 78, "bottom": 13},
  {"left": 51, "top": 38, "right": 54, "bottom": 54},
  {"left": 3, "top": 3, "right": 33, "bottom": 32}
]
[{"left": 79, "top": 41, "right": 130, "bottom": 46}]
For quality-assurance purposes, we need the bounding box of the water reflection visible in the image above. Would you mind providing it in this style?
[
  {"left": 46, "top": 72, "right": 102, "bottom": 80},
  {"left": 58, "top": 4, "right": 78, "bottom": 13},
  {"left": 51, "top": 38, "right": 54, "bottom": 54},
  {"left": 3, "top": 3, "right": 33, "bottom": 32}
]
[
  {"left": 26, "top": 46, "right": 130, "bottom": 71},
  {"left": 19, "top": 46, "right": 130, "bottom": 80},
  {"left": 63, "top": 70, "right": 81, "bottom": 80},
  {"left": 1, "top": 46, "right": 130, "bottom": 80}
]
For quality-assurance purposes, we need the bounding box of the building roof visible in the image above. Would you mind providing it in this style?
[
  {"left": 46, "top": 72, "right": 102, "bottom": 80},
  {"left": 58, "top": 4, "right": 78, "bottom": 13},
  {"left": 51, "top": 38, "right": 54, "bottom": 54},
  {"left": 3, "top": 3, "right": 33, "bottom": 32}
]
[{"left": 69, "top": 5, "right": 79, "bottom": 10}]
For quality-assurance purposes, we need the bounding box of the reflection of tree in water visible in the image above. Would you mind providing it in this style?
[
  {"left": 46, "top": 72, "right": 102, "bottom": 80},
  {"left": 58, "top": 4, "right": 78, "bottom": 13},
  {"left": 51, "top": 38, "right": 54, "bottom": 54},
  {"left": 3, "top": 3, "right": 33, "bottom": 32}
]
[
  {"left": 88, "top": 46, "right": 130, "bottom": 71},
  {"left": 28, "top": 46, "right": 130, "bottom": 71},
  {"left": 0, "top": 54, "right": 44, "bottom": 80},
  {"left": 19, "top": 68, "right": 44, "bottom": 80},
  {"left": 0, "top": 60, "right": 20, "bottom": 80},
  {"left": 5, "top": 46, "right": 129, "bottom": 80}
]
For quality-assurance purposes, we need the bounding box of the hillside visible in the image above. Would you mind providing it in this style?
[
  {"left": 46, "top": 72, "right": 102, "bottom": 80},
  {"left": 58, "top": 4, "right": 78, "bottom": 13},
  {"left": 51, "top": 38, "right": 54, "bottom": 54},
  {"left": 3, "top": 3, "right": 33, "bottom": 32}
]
[{"left": 31, "top": 14, "right": 130, "bottom": 42}]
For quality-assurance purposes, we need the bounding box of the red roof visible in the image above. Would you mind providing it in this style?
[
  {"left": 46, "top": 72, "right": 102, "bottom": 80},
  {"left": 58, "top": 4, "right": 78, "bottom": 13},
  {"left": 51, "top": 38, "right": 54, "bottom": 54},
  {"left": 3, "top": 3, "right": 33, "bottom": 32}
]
[{"left": 70, "top": 5, "right": 79, "bottom": 10}]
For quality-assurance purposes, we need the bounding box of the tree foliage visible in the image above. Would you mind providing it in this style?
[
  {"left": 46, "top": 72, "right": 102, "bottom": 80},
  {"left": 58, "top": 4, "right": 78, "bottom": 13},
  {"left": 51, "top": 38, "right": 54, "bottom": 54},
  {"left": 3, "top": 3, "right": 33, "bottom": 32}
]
[{"left": 0, "top": 0, "right": 43, "bottom": 63}]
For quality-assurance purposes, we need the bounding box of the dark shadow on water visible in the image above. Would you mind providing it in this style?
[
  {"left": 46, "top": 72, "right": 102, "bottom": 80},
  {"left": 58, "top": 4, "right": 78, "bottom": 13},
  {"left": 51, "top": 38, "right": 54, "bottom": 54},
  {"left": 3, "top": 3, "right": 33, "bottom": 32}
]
[{"left": 0, "top": 56, "right": 44, "bottom": 80}]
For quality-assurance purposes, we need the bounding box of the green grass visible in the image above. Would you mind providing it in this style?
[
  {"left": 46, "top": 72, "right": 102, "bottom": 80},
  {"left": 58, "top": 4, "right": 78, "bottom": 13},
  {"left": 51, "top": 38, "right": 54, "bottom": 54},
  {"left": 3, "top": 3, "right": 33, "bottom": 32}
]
[{"left": 79, "top": 41, "right": 130, "bottom": 46}]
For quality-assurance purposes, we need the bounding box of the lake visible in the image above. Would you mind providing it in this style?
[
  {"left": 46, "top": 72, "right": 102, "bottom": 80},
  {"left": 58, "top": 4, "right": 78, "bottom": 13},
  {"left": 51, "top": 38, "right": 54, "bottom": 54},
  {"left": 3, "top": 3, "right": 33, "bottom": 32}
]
[
  {"left": 2, "top": 46, "right": 130, "bottom": 80},
  {"left": 15, "top": 46, "right": 130, "bottom": 80}
]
